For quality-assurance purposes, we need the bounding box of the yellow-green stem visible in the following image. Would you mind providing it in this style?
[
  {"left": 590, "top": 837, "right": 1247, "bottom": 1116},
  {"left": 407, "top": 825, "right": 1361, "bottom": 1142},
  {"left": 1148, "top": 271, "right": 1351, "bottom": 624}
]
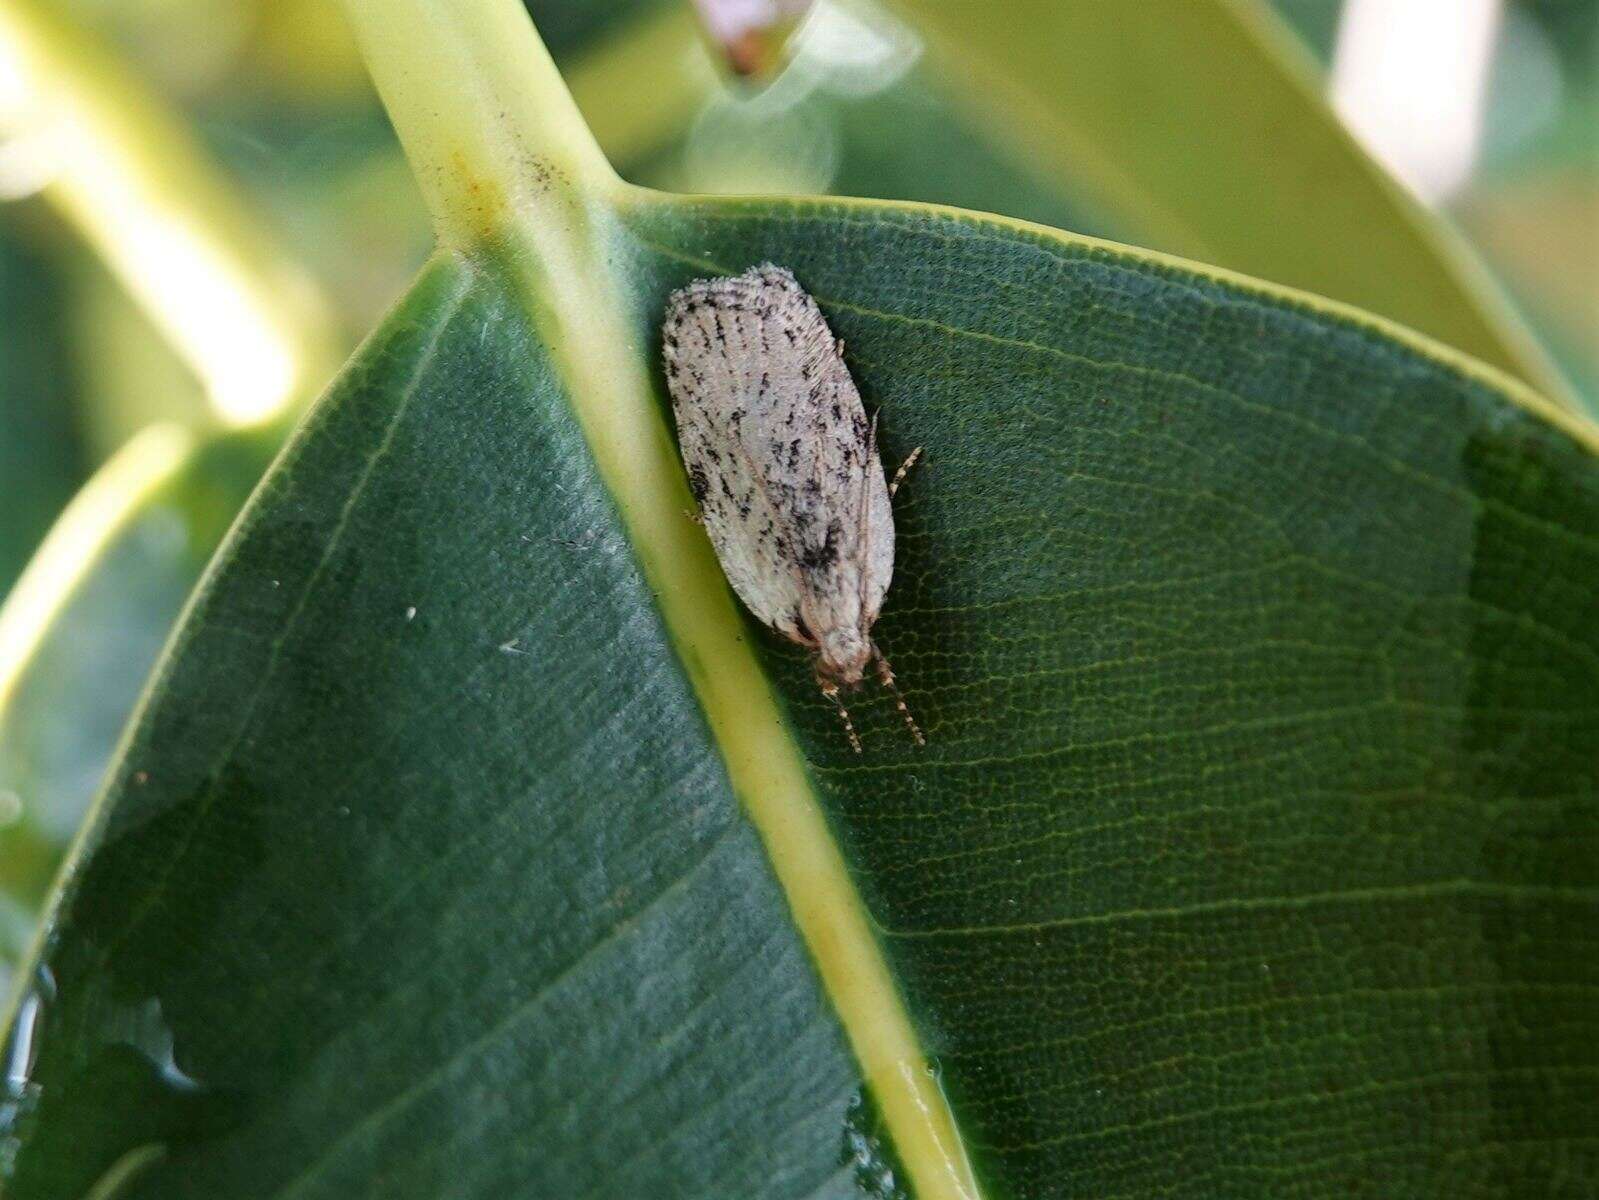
[
  {"left": 0, "top": 424, "right": 194, "bottom": 726},
  {"left": 337, "top": 0, "right": 618, "bottom": 250},
  {"left": 337, "top": 0, "right": 980, "bottom": 1194}
]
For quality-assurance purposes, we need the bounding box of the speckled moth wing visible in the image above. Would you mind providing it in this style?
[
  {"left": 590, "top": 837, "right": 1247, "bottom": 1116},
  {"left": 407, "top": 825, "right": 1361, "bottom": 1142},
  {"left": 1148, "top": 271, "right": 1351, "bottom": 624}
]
[{"left": 662, "top": 265, "right": 894, "bottom": 644}]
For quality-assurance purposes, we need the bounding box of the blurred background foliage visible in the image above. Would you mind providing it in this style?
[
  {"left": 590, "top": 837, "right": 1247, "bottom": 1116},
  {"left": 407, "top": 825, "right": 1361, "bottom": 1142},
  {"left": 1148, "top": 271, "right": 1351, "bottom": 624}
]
[
  {"left": 3, "top": 0, "right": 1594, "bottom": 511},
  {"left": 0, "top": 0, "right": 1594, "bottom": 982},
  {"left": 1278, "top": 0, "right": 1598, "bottom": 400}
]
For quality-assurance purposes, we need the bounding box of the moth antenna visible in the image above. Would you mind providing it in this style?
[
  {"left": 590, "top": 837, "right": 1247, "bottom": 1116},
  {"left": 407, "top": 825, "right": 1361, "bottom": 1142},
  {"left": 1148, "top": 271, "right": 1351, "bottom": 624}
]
[
  {"left": 888, "top": 446, "right": 923, "bottom": 499},
  {"left": 873, "top": 645, "right": 925, "bottom": 746},
  {"left": 820, "top": 680, "right": 863, "bottom": 754}
]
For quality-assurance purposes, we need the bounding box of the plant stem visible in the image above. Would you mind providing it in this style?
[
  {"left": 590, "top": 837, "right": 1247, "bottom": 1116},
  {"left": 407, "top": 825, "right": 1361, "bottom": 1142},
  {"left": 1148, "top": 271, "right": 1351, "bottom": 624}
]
[
  {"left": 0, "top": 424, "right": 193, "bottom": 723},
  {"left": 337, "top": 3, "right": 983, "bottom": 1195},
  {"left": 337, "top": 0, "right": 620, "bottom": 250}
]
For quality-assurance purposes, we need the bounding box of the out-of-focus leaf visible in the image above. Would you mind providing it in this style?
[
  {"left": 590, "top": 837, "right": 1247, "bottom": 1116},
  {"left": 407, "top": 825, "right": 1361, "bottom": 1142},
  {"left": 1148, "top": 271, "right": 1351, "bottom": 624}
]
[
  {"left": 622, "top": 5, "right": 1101, "bottom": 235},
  {"left": 191, "top": 104, "right": 433, "bottom": 334},
  {"left": 243, "top": 0, "right": 372, "bottom": 102},
  {"left": 524, "top": 0, "right": 673, "bottom": 59},
  {"left": 1267, "top": 0, "right": 1340, "bottom": 60},
  {"left": 65, "top": 256, "right": 209, "bottom": 461},
  {"left": 0, "top": 423, "right": 278, "bottom": 981},
  {"left": 0, "top": 229, "right": 86, "bottom": 596},
  {"left": 887, "top": 0, "right": 1576, "bottom": 408},
  {"left": 566, "top": 0, "right": 1108, "bottom": 236},
  {"left": 1459, "top": 174, "right": 1599, "bottom": 388}
]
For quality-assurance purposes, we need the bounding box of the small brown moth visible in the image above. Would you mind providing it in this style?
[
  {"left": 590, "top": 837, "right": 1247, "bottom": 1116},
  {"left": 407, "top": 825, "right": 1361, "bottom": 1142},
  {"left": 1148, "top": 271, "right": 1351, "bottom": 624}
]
[{"left": 662, "top": 263, "right": 923, "bottom": 752}]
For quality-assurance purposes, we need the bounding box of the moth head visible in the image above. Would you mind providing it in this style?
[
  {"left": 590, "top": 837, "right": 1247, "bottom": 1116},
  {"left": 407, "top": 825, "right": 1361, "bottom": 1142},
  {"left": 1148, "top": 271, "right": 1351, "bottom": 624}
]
[{"left": 816, "top": 626, "right": 871, "bottom": 687}]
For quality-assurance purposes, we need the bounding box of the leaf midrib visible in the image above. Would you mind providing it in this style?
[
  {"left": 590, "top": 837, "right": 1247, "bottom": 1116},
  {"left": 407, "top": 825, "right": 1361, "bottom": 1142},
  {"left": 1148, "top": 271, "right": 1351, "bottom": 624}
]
[{"left": 467, "top": 190, "right": 984, "bottom": 1196}]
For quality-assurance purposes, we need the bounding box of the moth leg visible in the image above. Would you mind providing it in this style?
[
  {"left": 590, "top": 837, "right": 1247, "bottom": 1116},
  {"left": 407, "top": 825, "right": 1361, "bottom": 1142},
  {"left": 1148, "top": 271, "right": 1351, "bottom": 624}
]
[
  {"left": 819, "top": 679, "right": 863, "bottom": 754},
  {"left": 682, "top": 508, "right": 705, "bottom": 525},
  {"left": 873, "top": 644, "right": 926, "bottom": 746},
  {"left": 888, "top": 447, "right": 923, "bottom": 499}
]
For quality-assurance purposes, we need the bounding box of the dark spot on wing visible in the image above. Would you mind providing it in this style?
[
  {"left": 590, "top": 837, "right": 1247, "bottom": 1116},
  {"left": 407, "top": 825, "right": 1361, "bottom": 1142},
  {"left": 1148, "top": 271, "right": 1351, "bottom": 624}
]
[{"left": 797, "top": 521, "right": 842, "bottom": 573}]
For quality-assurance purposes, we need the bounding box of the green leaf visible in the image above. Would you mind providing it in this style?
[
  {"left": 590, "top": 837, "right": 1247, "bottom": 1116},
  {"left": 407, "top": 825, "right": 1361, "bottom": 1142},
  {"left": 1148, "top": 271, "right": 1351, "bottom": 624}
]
[
  {"left": 6, "top": 2, "right": 1598, "bottom": 1198},
  {"left": 0, "top": 425, "right": 277, "bottom": 974}
]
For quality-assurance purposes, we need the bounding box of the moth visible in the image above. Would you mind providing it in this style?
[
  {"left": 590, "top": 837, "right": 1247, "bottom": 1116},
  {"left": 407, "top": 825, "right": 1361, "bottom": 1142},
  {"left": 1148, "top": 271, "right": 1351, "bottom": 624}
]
[{"left": 662, "top": 263, "right": 923, "bottom": 752}]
